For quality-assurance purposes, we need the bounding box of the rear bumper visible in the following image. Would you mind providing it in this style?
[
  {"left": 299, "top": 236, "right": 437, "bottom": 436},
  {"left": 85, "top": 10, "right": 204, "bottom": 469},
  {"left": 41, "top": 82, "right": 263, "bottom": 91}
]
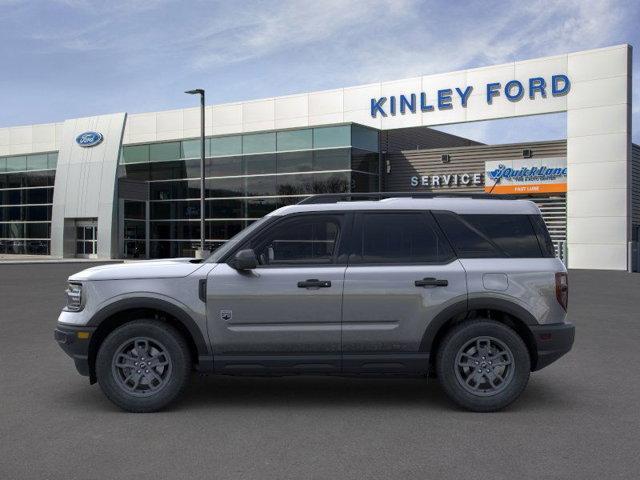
[
  {"left": 54, "top": 324, "right": 96, "bottom": 377},
  {"left": 530, "top": 322, "right": 575, "bottom": 371}
]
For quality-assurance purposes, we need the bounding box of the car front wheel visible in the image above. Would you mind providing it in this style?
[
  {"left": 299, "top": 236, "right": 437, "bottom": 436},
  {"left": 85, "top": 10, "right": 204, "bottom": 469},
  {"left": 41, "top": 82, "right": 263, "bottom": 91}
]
[
  {"left": 436, "top": 319, "right": 530, "bottom": 412},
  {"left": 96, "top": 320, "right": 191, "bottom": 412}
]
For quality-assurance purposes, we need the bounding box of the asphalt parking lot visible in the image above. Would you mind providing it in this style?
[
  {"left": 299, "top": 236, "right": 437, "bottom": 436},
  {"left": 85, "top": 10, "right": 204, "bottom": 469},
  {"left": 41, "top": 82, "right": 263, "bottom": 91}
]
[{"left": 1, "top": 263, "right": 639, "bottom": 479}]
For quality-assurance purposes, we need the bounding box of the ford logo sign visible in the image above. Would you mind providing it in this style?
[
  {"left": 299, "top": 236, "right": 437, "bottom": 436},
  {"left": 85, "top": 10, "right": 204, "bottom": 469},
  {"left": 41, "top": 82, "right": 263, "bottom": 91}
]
[{"left": 76, "top": 131, "right": 103, "bottom": 147}]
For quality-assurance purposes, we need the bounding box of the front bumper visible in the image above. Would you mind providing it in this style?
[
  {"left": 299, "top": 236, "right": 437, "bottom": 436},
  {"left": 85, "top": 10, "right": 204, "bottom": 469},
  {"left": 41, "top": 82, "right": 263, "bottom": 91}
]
[
  {"left": 530, "top": 322, "right": 575, "bottom": 371},
  {"left": 54, "top": 324, "right": 96, "bottom": 377}
]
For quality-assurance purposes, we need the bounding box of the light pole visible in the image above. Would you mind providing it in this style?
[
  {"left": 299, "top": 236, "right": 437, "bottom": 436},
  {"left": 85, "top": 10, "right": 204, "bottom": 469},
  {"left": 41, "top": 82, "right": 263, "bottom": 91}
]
[{"left": 185, "top": 88, "right": 207, "bottom": 258}]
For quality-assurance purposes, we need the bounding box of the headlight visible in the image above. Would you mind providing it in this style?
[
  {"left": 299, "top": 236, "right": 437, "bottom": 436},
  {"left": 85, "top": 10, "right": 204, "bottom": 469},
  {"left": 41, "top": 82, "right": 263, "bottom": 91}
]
[{"left": 65, "top": 283, "right": 83, "bottom": 312}]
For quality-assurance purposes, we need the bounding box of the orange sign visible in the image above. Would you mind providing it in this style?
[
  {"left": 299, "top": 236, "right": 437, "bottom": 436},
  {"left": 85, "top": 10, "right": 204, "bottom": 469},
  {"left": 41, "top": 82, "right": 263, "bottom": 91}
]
[{"left": 485, "top": 183, "right": 567, "bottom": 194}]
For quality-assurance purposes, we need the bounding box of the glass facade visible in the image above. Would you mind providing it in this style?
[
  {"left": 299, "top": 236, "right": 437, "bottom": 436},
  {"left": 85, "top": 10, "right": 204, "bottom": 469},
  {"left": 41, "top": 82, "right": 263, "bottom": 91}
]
[
  {"left": 119, "top": 124, "right": 380, "bottom": 258},
  {"left": 0, "top": 152, "right": 57, "bottom": 255}
]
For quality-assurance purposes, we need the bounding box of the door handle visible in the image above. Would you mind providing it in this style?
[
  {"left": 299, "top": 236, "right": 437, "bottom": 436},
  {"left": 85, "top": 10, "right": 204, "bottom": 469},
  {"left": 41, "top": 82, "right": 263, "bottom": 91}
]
[
  {"left": 415, "top": 277, "right": 448, "bottom": 287},
  {"left": 297, "top": 279, "right": 332, "bottom": 288}
]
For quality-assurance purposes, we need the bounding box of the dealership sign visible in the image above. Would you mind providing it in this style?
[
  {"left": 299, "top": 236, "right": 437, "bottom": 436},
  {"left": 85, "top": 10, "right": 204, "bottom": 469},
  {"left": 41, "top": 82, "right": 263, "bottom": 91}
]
[
  {"left": 407, "top": 157, "right": 567, "bottom": 194},
  {"left": 370, "top": 74, "right": 570, "bottom": 117},
  {"left": 410, "top": 173, "right": 484, "bottom": 188},
  {"left": 76, "top": 131, "right": 103, "bottom": 147},
  {"left": 485, "top": 157, "right": 567, "bottom": 194}
]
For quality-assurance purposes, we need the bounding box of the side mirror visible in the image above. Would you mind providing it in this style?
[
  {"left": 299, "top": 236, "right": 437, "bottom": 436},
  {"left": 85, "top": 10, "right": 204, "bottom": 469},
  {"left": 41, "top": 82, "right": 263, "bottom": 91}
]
[{"left": 231, "top": 249, "right": 258, "bottom": 270}]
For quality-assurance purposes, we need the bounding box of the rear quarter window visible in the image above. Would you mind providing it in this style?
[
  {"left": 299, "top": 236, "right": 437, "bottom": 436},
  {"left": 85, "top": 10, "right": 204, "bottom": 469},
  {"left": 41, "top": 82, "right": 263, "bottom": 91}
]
[{"left": 433, "top": 212, "right": 549, "bottom": 258}]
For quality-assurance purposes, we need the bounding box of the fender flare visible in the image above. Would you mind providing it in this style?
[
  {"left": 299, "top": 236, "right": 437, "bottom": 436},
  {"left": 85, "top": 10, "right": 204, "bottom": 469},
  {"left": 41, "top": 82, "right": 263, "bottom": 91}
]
[
  {"left": 419, "top": 297, "right": 538, "bottom": 353},
  {"left": 87, "top": 297, "right": 212, "bottom": 366}
]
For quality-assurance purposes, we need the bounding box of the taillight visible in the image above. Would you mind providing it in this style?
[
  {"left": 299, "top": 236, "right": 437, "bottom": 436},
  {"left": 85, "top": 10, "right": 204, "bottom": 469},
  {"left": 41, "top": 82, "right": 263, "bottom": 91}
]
[{"left": 555, "top": 272, "right": 568, "bottom": 311}]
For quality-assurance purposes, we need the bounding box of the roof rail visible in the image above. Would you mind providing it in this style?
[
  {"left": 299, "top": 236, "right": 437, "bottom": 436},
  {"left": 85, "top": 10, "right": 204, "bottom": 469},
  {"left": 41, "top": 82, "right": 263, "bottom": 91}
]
[{"left": 297, "top": 192, "right": 528, "bottom": 205}]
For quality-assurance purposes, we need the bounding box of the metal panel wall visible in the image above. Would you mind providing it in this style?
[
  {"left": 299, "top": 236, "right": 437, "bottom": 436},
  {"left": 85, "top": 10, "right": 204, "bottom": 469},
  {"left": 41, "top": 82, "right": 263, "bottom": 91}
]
[
  {"left": 384, "top": 139, "right": 566, "bottom": 191},
  {"left": 383, "top": 139, "right": 568, "bottom": 244},
  {"left": 632, "top": 143, "right": 640, "bottom": 228},
  {"left": 381, "top": 126, "right": 482, "bottom": 153}
]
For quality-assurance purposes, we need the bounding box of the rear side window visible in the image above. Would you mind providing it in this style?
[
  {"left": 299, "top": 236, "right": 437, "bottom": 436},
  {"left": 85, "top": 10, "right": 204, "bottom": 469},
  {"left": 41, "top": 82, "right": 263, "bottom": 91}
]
[
  {"left": 432, "top": 212, "right": 501, "bottom": 258},
  {"left": 434, "top": 212, "right": 546, "bottom": 258},
  {"left": 352, "top": 212, "right": 454, "bottom": 264}
]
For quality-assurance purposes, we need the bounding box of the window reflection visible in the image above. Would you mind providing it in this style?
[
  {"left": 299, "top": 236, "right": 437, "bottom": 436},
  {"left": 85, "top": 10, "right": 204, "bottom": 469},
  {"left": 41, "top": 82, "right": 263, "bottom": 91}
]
[{"left": 116, "top": 130, "right": 383, "bottom": 259}]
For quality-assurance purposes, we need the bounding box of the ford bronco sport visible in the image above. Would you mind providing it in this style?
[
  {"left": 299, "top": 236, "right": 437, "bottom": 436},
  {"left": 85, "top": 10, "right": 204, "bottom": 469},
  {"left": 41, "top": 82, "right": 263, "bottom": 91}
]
[{"left": 55, "top": 194, "right": 574, "bottom": 412}]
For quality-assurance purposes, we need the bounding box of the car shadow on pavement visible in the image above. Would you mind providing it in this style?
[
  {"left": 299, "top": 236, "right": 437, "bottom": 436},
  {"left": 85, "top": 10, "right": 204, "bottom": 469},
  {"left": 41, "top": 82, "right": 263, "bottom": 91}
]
[
  {"left": 184, "top": 374, "right": 577, "bottom": 411},
  {"left": 52, "top": 372, "right": 577, "bottom": 414}
]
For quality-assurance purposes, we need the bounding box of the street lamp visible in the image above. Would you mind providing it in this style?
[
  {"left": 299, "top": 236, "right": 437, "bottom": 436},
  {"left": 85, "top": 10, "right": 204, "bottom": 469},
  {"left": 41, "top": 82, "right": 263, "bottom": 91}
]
[{"left": 185, "top": 88, "right": 207, "bottom": 258}]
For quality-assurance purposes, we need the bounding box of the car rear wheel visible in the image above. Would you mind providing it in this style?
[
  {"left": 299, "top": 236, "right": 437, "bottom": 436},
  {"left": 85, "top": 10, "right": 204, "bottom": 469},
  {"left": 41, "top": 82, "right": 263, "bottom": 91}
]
[
  {"left": 96, "top": 320, "right": 191, "bottom": 412},
  {"left": 436, "top": 319, "right": 530, "bottom": 412}
]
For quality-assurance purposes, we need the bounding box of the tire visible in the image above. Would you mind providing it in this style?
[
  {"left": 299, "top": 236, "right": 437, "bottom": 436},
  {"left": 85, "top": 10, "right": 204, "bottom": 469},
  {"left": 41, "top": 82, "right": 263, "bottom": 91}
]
[
  {"left": 96, "top": 320, "right": 192, "bottom": 413},
  {"left": 436, "top": 319, "right": 530, "bottom": 412}
]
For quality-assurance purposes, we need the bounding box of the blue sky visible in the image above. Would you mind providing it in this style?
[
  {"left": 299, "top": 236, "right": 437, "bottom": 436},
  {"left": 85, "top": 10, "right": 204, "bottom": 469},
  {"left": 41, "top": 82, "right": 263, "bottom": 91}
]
[{"left": 0, "top": 0, "right": 638, "bottom": 144}]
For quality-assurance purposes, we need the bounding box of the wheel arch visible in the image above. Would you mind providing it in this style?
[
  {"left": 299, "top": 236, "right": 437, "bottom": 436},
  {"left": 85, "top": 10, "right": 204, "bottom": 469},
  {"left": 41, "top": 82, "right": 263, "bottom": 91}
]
[
  {"left": 86, "top": 297, "right": 212, "bottom": 383},
  {"left": 421, "top": 297, "right": 539, "bottom": 371}
]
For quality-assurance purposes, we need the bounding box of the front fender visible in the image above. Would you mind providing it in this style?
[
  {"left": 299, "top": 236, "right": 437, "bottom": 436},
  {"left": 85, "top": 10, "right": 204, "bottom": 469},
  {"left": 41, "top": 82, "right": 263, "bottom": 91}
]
[{"left": 88, "top": 295, "right": 212, "bottom": 369}]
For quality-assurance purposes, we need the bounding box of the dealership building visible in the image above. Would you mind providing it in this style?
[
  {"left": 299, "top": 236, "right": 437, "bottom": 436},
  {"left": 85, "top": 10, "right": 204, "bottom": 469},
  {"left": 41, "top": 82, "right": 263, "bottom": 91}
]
[{"left": 0, "top": 44, "right": 637, "bottom": 271}]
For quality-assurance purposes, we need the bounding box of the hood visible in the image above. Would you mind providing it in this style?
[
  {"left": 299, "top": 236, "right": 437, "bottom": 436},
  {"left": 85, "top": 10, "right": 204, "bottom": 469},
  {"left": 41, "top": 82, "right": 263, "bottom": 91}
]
[{"left": 69, "top": 258, "right": 207, "bottom": 281}]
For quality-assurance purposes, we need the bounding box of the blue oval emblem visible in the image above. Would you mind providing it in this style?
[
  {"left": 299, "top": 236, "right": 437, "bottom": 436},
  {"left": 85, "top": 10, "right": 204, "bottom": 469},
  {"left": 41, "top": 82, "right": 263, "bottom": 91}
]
[{"left": 76, "top": 131, "right": 103, "bottom": 147}]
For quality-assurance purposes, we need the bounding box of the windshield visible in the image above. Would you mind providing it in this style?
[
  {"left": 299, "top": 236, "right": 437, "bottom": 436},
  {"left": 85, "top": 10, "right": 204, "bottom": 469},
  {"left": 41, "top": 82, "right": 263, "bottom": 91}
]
[{"left": 207, "top": 217, "right": 271, "bottom": 263}]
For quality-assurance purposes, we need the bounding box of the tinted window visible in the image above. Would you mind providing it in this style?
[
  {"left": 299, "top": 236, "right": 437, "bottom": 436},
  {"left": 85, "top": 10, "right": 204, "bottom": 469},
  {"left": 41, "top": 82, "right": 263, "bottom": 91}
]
[
  {"left": 433, "top": 212, "right": 500, "bottom": 258},
  {"left": 462, "top": 215, "right": 542, "bottom": 258},
  {"left": 245, "top": 154, "right": 276, "bottom": 175},
  {"left": 277, "top": 129, "right": 312, "bottom": 151},
  {"left": 249, "top": 216, "right": 341, "bottom": 265},
  {"left": 277, "top": 151, "right": 313, "bottom": 173},
  {"left": 313, "top": 126, "right": 350, "bottom": 148},
  {"left": 313, "top": 149, "right": 350, "bottom": 171},
  {"left": 242, "top": 133, "right": 276, "bottom": 154},
  {"left": 354, "top": 212, "right": 453, "bottom": 264},
  {"left": 211, "top": 136, "right": 242, "bottom": 157},
  {"left": 207, "top": 156, "right": 243, "bottom": 177},
  {"left": 150, "top": 142, "right": 181, "bottom": 162},
  {"left": 434, "top": 212, "right": 544, "bottom": 258}
]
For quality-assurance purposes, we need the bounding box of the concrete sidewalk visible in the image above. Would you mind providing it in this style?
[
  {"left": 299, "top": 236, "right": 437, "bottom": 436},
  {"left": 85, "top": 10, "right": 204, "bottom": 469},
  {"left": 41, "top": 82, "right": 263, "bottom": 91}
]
[{"left": 0, "top": 255, "right": 123, "bottom": 264}]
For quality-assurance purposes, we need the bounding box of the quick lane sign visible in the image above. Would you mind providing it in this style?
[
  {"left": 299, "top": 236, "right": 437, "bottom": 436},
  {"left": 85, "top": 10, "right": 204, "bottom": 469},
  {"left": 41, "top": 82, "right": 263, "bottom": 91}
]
[
  {"left": 485, "top": 157, "right": 567, "bottom": 194},
  {"left": 370, "top": 74, "right": 570, "bottom": 117}
]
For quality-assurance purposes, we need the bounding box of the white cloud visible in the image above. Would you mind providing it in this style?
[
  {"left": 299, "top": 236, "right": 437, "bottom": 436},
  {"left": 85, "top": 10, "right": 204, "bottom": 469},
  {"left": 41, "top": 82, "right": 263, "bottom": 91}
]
[{"left": 1, "top": 0, "right": 638, "bottom": 141}]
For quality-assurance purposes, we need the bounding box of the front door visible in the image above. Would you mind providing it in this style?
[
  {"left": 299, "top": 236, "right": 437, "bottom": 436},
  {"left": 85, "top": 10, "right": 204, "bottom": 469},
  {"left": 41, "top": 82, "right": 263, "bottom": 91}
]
[
  {"left": 341, "top": 211, "right": 467, "bottom": 374},
  {"left": 207, "top": 213, "right": 348, "bottom": 373}
]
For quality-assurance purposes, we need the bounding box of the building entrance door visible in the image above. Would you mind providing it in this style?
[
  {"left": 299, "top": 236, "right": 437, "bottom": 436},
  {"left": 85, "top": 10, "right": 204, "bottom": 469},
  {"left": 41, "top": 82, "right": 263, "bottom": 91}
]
[{"left": 76, "top": 221, "right": 98, "bottom": 258}]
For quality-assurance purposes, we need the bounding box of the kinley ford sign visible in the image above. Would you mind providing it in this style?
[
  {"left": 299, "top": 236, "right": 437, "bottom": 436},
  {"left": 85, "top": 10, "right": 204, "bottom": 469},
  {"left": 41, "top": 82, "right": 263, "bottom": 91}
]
[
  {"left": 409, "top": 157, "right": 567, "bottom": 194},
  {"left": 370, "top": 74, "right": 570, "bottom": 117}
]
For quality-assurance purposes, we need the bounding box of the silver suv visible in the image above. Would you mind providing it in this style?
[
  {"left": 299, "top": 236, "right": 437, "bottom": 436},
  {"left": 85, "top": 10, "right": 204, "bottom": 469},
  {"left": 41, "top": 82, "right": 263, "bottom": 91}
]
[{"left": 55, "top": 195, "right": 574, "bottom": 412}]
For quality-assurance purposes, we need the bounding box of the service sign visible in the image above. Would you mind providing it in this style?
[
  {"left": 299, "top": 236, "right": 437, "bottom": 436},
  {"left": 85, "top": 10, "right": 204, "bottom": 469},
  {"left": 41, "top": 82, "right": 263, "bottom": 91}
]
[{"left": 484, "top": 157, "right": 567, "bottom": 194}]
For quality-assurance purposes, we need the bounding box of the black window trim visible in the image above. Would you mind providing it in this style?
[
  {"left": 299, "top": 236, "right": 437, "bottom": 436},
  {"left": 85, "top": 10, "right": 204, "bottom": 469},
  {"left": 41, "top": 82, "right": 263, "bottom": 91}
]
[
  {"left": 528, "top": 214, "right": 556, "bottom": 258},
  {"left": 347, "top": 210, "right": 457, "bottom": 267}
]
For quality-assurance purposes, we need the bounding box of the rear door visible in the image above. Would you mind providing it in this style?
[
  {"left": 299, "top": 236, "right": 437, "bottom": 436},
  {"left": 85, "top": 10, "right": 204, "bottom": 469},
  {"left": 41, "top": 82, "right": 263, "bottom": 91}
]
[{"left": 341, "top": 211, "right": 467, "bottom": 374}]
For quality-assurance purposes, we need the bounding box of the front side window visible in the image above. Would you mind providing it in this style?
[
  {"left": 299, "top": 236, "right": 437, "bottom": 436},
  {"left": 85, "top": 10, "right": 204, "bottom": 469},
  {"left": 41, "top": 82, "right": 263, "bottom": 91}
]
[
  {"left": 249, "top": 215, "right": 341, "bottom": 266},
  {"left": 353, "top": 212, "right": 453, "bottom": 264}
]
